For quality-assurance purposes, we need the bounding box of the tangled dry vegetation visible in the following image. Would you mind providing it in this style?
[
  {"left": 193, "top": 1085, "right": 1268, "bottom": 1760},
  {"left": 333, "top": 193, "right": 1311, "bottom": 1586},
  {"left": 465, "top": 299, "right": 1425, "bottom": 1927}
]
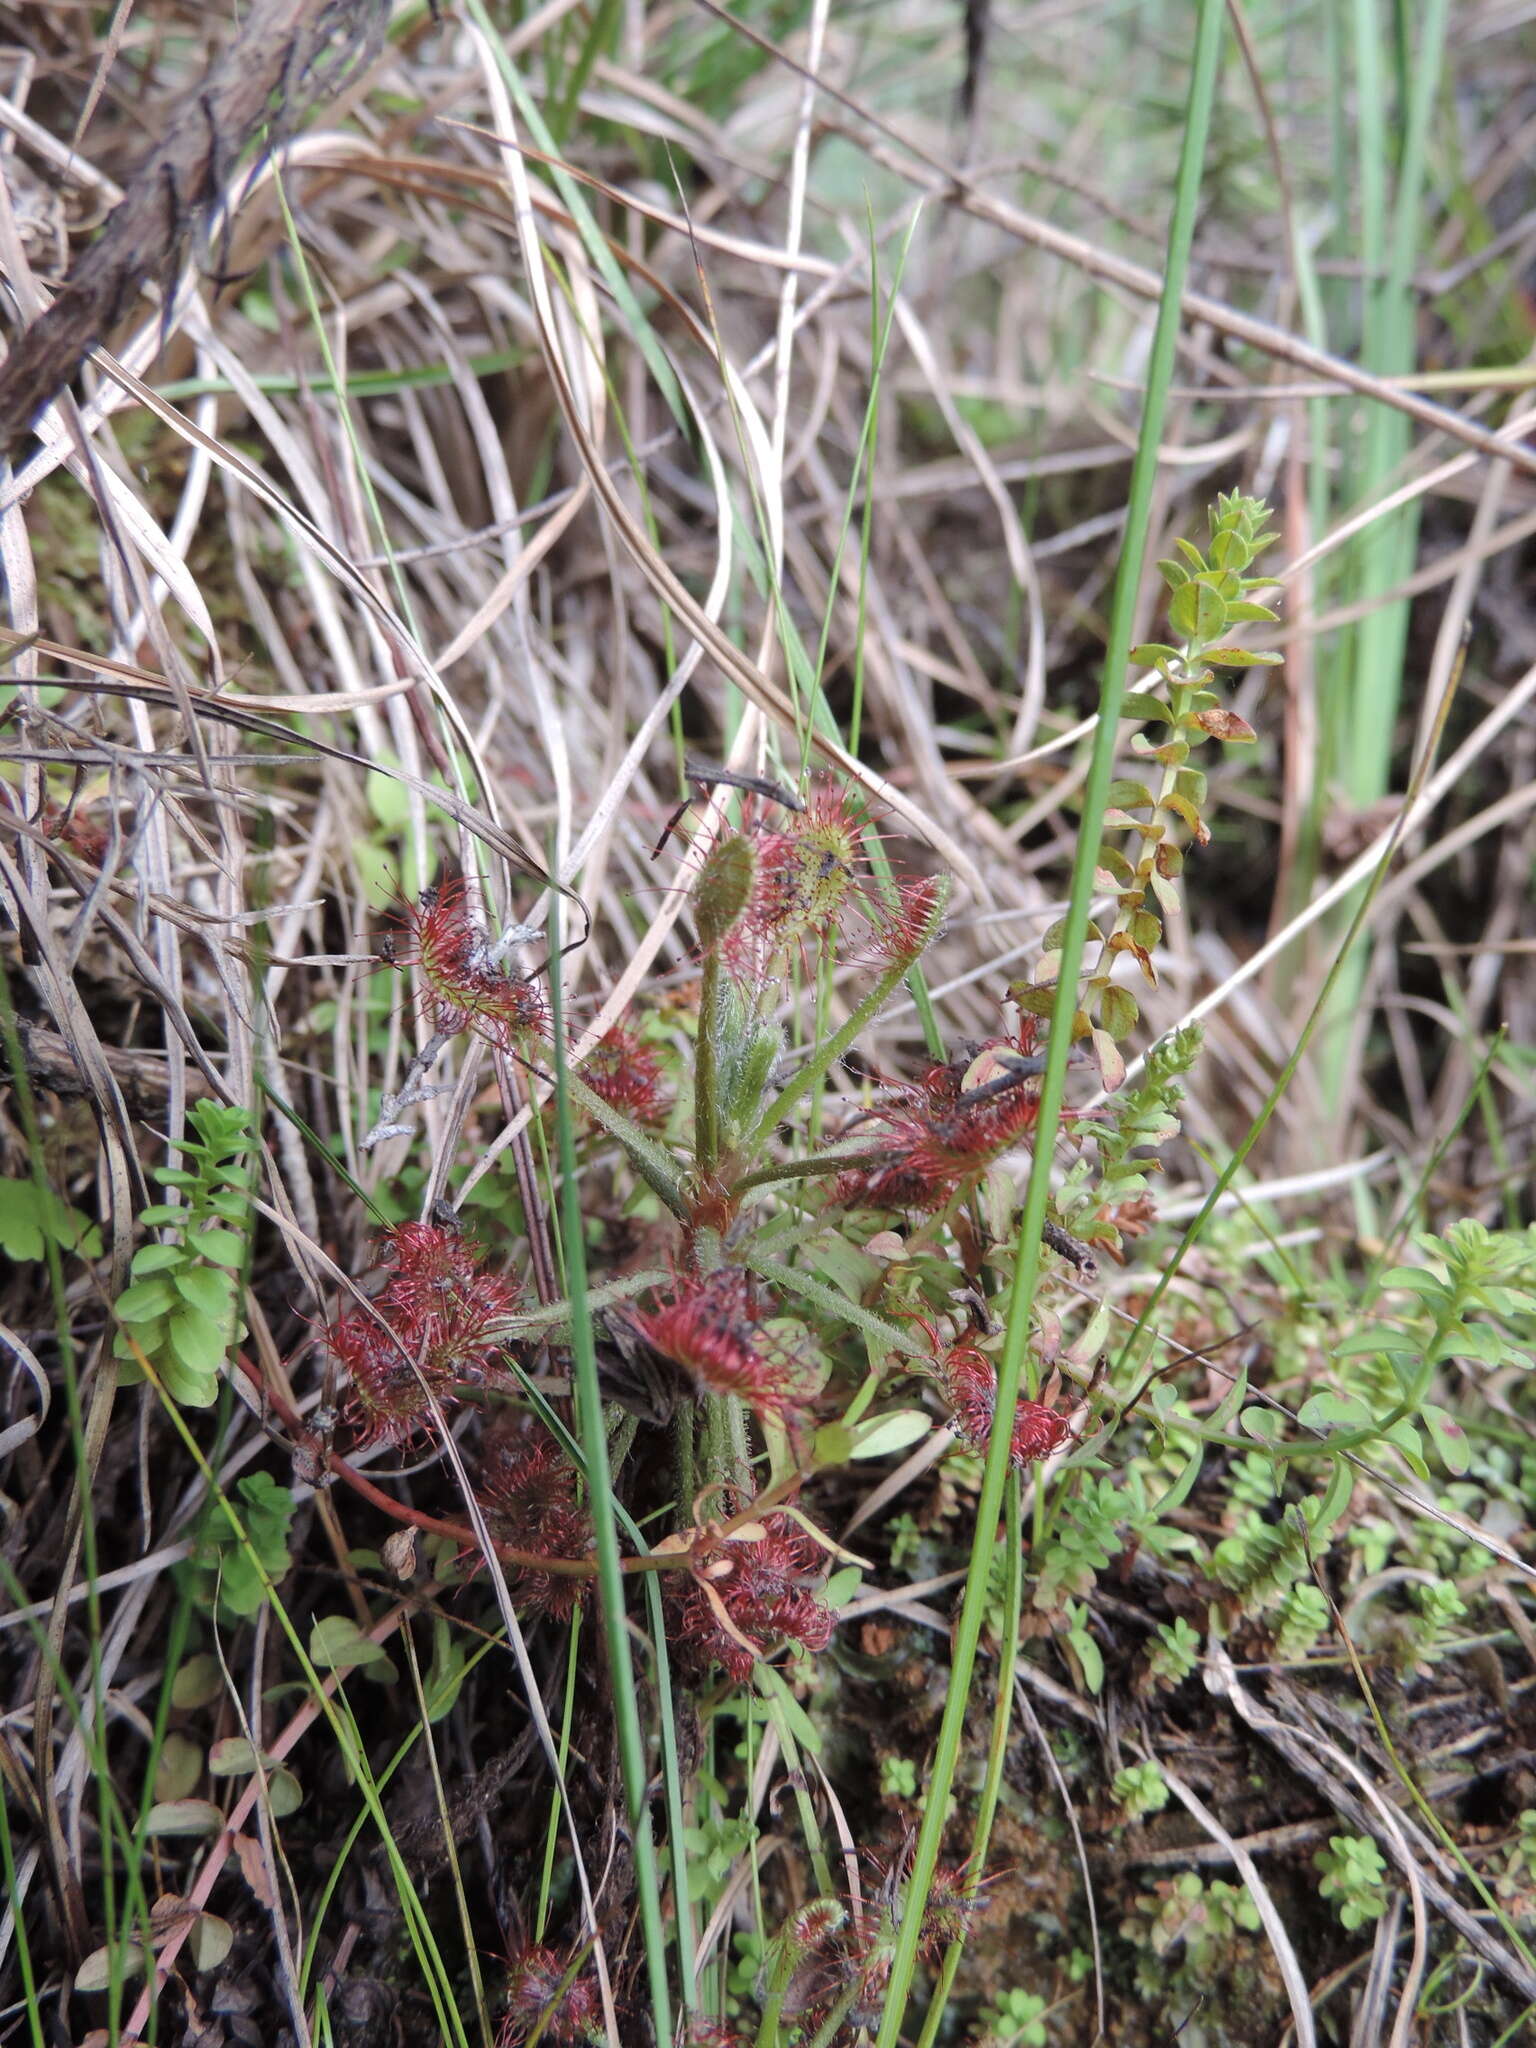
[{"left": 3, "top": 3, "right": 1536, "bottom": 2046}]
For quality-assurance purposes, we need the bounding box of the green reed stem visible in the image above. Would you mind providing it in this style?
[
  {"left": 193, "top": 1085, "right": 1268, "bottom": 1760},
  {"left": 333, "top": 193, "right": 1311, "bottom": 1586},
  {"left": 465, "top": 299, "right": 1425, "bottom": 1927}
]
[{"left": 870, "top": 5, "right": 1228, "bottom": 2038}]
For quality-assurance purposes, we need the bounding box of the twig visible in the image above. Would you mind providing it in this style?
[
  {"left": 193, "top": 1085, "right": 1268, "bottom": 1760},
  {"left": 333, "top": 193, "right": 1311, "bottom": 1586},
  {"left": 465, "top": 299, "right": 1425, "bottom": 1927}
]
[
  {"left": 361, "top": 1028, "right": 457, "bottom": 1148},
  {"left": 0, "top": 0, "right": 390, "bottom": 453}
]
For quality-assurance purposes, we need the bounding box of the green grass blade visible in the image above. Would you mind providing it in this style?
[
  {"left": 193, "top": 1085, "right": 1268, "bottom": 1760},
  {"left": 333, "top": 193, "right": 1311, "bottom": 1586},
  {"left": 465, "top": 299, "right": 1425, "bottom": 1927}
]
[
  {"left": 870, "top": 4, "right": 1229, "bottom": 2037},
  {"left": 911, "top": 1477, "right": 1024, "bottom": 2048},
  {"left": 547, "top": 901, "right": 674, "bottom": 2043}
]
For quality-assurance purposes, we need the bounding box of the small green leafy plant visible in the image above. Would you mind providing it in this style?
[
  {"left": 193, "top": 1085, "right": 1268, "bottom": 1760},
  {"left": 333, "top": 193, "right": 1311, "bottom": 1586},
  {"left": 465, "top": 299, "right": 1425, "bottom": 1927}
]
[
  {"left": 1271, "top": 1582, "right": 1331, "bottom": 1663},
  {"left": 1293, "top": 1219, "right": 1536, "bottom": 1482},
  {"left": 1113, "top": 1760, "right": 1170, "bottom": 1821},
  {"left": 1142, "top": 1616, "right": 1203, "bottom": 1692},
  {"left": 0, "top": 1175, "right": 101, "bottom": 1261},
  {"left": 1315, "top": 1834, "right": 1390, "bottom": 1931},
  {"left": 1495, "top": 1810, "right": 1536, "bottom": 1910},
  {"left": 112, "top": 1101, "right": 255, "bottom": 1407},
  {"left": 186, "top": 1470, "right": 296, "bottom": 1621},
  {"left": 1019, "top": 493, "right": 1279, "bottom": 1090},
  {"left": 974, "top": 1985, "right": 1050, "bottom": 2046},
  {"left": 1121, "top": 1871, "right": 1261, "bottom": 2006}
]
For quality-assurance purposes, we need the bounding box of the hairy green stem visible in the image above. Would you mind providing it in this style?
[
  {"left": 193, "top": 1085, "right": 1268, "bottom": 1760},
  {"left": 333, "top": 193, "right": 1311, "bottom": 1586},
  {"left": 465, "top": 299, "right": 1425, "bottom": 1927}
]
[
  {"left": 557, "top": 1064, "right": 689, "bottom": 1218},
  {"left": 731, "top": 1148, "right": 874, "bottom": 1196},
  {"left": 805, "top": 1976, "right": 866, "bottom": 2048},
  {"left": 695, "top": 946, "right": 724, "bottom": 1177}
]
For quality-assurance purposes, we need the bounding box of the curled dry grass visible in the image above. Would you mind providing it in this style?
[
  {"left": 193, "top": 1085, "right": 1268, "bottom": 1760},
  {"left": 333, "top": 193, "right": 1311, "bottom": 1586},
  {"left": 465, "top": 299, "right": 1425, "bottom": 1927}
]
[{"left": 2, "top": 2, "right": 1535, "bottom": 2044}]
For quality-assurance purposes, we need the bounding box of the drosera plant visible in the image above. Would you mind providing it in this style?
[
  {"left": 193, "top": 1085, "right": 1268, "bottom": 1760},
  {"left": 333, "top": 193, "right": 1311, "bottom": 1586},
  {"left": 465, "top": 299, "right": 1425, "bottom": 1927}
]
[
  {"left": 269, "top": 491, "right": 1296, "bottom": 2045},
  {"left": 323, "top": 1217, "right": 525, "bottom": 1445}
]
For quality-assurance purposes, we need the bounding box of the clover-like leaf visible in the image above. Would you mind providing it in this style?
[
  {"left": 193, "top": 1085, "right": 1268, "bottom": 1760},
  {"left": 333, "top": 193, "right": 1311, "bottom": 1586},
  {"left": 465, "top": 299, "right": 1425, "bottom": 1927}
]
[
  {"left": 191, "top": 1226, "right": 245, "bottom": 1269},
  {"left": 1169, "top": 577, "right": 1226, "bottom": 643},
  {"left": 145, "top": 1800, "right": 225, "bottom": 1837},
  {"left": 115, "top": 1277, "right": 176, "bottom": 1323},
  {"left": 1421, "top": 1404, "right": 1469, "bottom": 1476},
  {"left": 173, "top": 1264, "right": 236, "bottom": 1319}
]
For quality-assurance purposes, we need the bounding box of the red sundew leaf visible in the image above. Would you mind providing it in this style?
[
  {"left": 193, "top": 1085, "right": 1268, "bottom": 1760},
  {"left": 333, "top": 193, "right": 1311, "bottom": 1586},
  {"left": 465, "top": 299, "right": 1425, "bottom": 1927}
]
[
  {"left": 501, "top": 1946, "right": 603, "bottom": 2047},
  {"left": 627, "top": 1269, "right": 801, "bottom": 1415},
  {"left": 478, "top": 1423, "right": 592, "bottom": 1620},
  {"left": 325, "top": 1226, "right": 521, "bottom": 1445},
  {"left": 666, "top": 1510, "right": 836, "bottom": 1681},
  {"left": 381, "top": 878, "right": 548, "bottom": 1050},
  {"left": 868, "top": 873, "right": 949, "bottom": 965},
  {"left": 831, "top": 1012, "right": 1099, "bottom": 1217},
  {"left": 939, "top": 1343, "right": 1071, "bottom": 1468},
  {"left": 579, "top": 1024, "right": 671, "bottom": 1127}
]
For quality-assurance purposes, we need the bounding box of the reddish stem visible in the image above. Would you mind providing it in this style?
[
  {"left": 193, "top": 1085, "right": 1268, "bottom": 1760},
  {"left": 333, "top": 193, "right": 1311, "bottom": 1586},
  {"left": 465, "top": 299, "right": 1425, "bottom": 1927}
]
[{"left": 236, "top": 1356, "right": 808, "bottom": 1577}]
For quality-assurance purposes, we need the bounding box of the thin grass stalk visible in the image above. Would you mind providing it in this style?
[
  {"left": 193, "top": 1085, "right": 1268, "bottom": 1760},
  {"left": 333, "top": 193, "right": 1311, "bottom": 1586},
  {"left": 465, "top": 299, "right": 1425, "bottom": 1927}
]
[
  {"left": 1321, "top": 0, "right": 1449, "bottom": 1108},
  {"left": 125, "top": 1591, "right": 197, "bottom": 1929},
  {"left": 114, "top": 1405, "right": 472, "bottom": 2045},
  {"left": 296, "top": 1635, "right": 503, "bottom": 2002},
  {"left": 1345, "top": 0, "right": 1442, "bottom": 801},
  {"left": 847, "top": 205, "right": 882, "bottom": 757},
  {"left": 465, "top": 0, "right": 685, "bottom": 424},
  {"left": 1327, "top": 1596, "right": 1536, "bottom": 1976},
  {"left": 801, "top": 210, "right": 948, "bottom": 1053},
  {"left": 399, "top": 1626, "right": 493, "bottom": 2048},
  {"left": 551, "top": 0, "right": 621, "bottom": 140},
  {"left": 1362, "top": 1026, "right": 1505, "bottom": 1295},
  {"left": 869, "top": 4, "right": 1229, "bottom": 2036},
  {"left": 535, "top": 1618, "right": 584, "bottom": 1943},
  {"left": 0, "top": 1555, "right": 160, "bottom": 2033},
  {"left": 155, "top": 350, "right": 526, "bottom": 403},
  {"left": 798, "top": 210, "right": 919, "bottom": 766},
  {"left": 0, "top": 1789, "right": 44, "bottom": 2048},
  {"left": 269, "top": 165, "right": 404, "bottom": 607},
  {"left": 911, "top": 1477, "right": 1024, "bottom": 2048},
  {"left": 547, "top": 902, "right": 674, "bottom": 2044},
  {"left": 638, "top": 1565, "right": 698, "bottom": 2013},
  {"left": 0, "top": 960, "right": 120, "bottom": 1993}
]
